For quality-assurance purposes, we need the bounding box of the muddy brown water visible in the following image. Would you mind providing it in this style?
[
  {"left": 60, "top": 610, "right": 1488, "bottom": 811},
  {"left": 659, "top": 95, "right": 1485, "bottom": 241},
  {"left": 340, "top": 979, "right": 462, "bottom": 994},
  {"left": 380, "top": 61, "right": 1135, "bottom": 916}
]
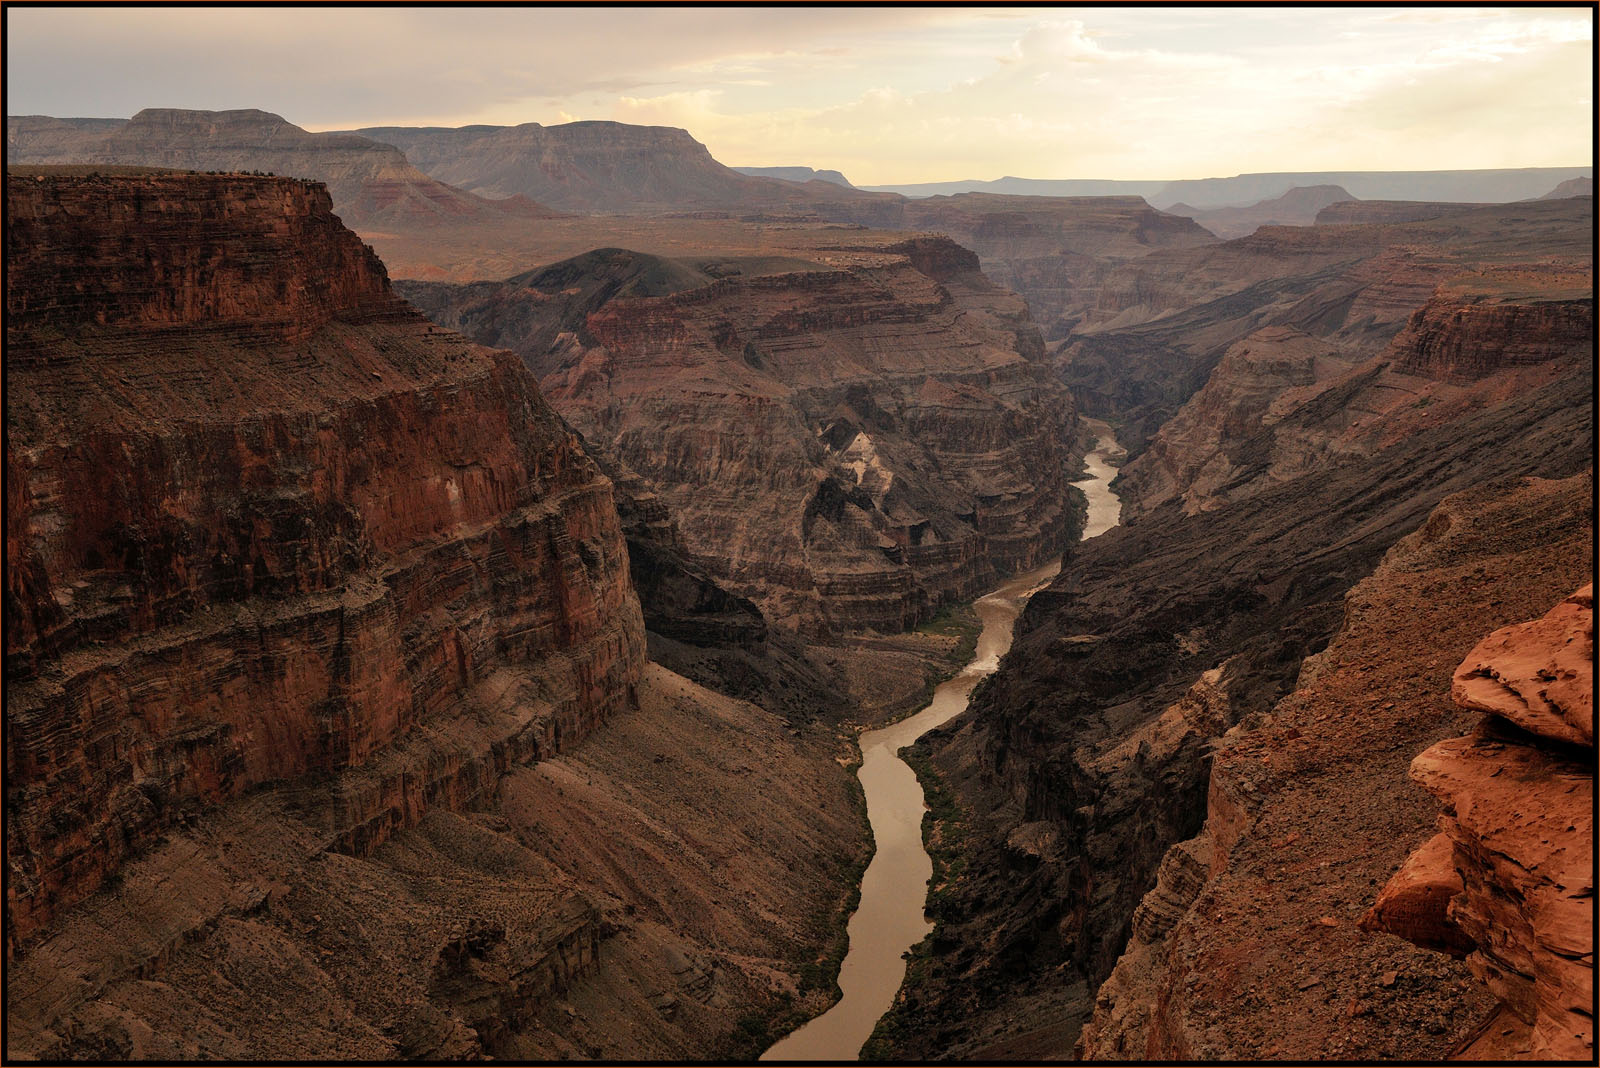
[{"left": 762, "top": 422, "right": 1124, "bottom": 1061}]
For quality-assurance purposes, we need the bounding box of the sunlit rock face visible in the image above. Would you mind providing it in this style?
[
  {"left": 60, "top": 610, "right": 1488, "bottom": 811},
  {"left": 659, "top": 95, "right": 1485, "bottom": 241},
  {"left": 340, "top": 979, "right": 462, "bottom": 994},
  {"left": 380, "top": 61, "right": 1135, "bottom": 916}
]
[
  {"left": 401, "top": 236, "right": 1079, "bottom": 637},
  {"left": 1370, "top": 584, "right": 1594, "bottom": 1060},
  {"left": 5, "top": 170, "right": 645, "bottom": 948}
]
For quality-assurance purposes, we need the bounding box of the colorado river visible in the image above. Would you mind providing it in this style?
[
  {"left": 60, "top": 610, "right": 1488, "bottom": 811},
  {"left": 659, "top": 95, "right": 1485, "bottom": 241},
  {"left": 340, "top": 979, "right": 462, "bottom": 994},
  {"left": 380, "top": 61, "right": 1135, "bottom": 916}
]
[{"left": 762, "top": 420, "right": 1124, "bottom": 1062}]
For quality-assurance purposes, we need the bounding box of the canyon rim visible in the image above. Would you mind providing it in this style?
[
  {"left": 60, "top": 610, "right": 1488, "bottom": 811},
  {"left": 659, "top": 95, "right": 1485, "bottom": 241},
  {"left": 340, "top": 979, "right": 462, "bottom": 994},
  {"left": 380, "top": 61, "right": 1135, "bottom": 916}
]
[{"left": 3, "top": 5, "right": 1595, "bottom": 1064}]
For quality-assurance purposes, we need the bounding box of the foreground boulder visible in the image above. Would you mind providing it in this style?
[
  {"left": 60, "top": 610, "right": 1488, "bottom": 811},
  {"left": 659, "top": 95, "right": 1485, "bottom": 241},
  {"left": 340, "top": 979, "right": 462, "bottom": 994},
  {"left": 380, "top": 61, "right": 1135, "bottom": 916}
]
[{"left": 1367, "top": 584, "right": 1594, "bottom": 1059}]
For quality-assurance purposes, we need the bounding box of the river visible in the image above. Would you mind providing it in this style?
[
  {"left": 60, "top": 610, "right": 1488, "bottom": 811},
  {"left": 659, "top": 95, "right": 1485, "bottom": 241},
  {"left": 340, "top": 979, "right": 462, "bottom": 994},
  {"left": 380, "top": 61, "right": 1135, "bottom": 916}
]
[{"left": 762, "top": 420, "right": 1125, "bottom": 1062}]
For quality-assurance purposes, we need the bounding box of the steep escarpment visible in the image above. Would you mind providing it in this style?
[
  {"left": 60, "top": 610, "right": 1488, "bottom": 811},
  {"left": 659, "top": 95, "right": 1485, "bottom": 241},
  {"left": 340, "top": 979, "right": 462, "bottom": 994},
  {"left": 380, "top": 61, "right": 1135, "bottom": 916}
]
[
  {"left": 5, "top": 169, "right": 645, "bottom": 949},
  {"left": 342, "top": 122, "right": 1214, "bottom": 332},
  {"left": 1384, "top": 290, "right": 1594, "bottom": 381},
  {"left": 1539, "top": 176, "right": 1593, "bottom": 199},
  {"left": 6, "top": 170, "right": 868, "bottom": 1062},
  {"left": 6, "top": 110, "right": 561, "bottom": 227},
  {"left": 1077, "top": 474, "right": 1592, "bottom": 1061},
  {"left": 871, "top": 347, "right": 1592, "bottom": 1058},
  {"left": 890, "top": 193, "right": 1216, "bottom": 340},
  {"left": 1061, "top": 197, "right": 1593, "bottom": 454},
  {"left": 867, "top": 188, "right": 1594, "bottom": 1058},
  {"left": 1115, "top": 279, "right": 1594, "bottom": 520},
  {"left": 1365, "top": 583, "right": 1593, "bottom": 1060},
  {"left": 1111, "top": 326, "right": 1356, "bottom": 519},
  {"left": 402, "top": 237, "right": 1078, "bottom": 637},
  {"left": 1165, "top": 185, "right": 1356, "bottom": 240},
  {"left": 350, "top": 120, "right": 900, "bottom": 222}
]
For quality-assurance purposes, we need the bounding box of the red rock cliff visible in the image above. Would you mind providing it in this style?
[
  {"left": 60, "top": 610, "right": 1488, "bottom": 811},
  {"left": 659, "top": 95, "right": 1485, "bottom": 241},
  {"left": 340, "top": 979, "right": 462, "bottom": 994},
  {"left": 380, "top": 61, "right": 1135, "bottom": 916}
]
[
  {"left": 402, "top": 240, "right": 1078, "bottom": 637},
  {"left": 1367, "top": 584, "right": 1594, "bottom": 1059},
  {"left": 4, "top": 171, "right": 646, "bottom": 951},
  {"left": 1386, "top": 291, "right": 1594, "bottom": 382}
]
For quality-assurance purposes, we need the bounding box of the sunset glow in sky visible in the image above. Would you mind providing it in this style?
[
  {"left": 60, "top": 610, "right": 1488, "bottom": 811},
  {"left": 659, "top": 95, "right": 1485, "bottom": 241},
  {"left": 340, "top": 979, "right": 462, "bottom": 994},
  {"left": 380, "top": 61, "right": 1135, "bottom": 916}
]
[{"left": 7, "top": 6, "right": 1594, "bottom": 184}]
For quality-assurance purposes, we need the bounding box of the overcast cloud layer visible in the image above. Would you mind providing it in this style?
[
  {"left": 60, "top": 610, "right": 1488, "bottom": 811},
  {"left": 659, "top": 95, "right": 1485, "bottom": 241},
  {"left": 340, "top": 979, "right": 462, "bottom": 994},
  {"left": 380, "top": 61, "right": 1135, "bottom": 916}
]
[{"left": 6, "top": 6, "right": 1593, "bottom": 183}]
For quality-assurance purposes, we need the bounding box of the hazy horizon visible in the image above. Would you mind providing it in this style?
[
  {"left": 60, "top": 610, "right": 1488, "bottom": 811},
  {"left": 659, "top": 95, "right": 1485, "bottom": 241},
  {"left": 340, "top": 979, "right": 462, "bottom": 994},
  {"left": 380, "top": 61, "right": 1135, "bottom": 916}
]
[{"left": 6, "top": 5, "right": 1593, "bottom": 186}]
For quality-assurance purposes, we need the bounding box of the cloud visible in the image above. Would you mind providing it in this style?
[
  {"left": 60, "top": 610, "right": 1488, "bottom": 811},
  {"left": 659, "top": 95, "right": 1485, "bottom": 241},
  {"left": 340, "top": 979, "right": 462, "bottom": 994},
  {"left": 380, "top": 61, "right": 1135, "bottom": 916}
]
[{"left": 5, "top": 7, "right": 1592, "bottom": 181}]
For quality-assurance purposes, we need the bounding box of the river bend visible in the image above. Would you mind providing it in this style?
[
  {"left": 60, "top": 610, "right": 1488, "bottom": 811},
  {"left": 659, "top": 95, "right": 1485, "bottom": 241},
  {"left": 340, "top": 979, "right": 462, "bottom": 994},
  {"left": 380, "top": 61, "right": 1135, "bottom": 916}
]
[{"left": 763, "top": 421, "right": 1124, "bottom": 1061}]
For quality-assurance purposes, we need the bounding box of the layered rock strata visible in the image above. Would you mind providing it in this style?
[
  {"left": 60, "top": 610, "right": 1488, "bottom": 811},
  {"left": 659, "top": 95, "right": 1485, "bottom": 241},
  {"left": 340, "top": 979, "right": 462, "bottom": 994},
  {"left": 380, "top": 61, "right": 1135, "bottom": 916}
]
[
  {"left": 1165, "top": 185, "right": 1356, "bottom": 240},
  {"left": 401, "top": 237, "right": 1078, "bottom": 636},
  {"left": 6, "top": 110, "right": 561, "bottom": 227},
  {"left": 352, "top": 119, "right": 900, "bottom": 221},
  {"left": 1060, "top": 197, "right": 1593, "bottom": 455},
  {"left": 5, "top": 170, "right": 645, "bottom": 951},
  {"left": 1116, "top": 283, "right": 1594, "bottom": 520},
  {"left": 1365, "top": 585, "right": 1594, "bottom": 1059},
  {"left": 1074, "top": 473, "right": 1593, "bottom": 1060},
  {"left": 871, "top": 346, "right": 1593, "bottom": 1058}
]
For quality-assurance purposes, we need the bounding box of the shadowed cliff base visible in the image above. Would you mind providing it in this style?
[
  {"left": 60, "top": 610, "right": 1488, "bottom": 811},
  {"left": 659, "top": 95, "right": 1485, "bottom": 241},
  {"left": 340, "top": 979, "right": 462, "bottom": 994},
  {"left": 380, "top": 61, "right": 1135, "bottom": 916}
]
[{"left": 3, "top": 170, "right": 872, "bottom": 1059}]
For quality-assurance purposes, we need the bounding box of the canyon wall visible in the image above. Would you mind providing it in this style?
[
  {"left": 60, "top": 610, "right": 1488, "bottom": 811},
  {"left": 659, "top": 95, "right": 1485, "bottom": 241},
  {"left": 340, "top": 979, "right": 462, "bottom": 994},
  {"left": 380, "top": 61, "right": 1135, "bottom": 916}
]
[
  {"left": 6, "top": 167, "right": 873, "bottom": 1063},
  {"left": 1059, "top": 197, "right": 1593, "bottom": 455},
  {"left": 351, "top": 119, "right": 902, "bottom": 221},
  {"left": 5, "top": 170, "right": 646, "bottom": 950},
  {"left": 1076, "top": 475, "right": 1592, "bottom": 1060},
  {"left": 1364, "top": 583, "right": 1593, "bottom": 1060},
  {"left": 870, "top": 204, "right": 1594, "bottom": 1060},
  {"left": 401, "top": 236, "right": 1079, "bottom": 637},
  {"left": 7, "top": 110, "right": 561, "bottom": 228},
  {"left": 1116, "top": 285, "right": 1594, "bottom": 521}
]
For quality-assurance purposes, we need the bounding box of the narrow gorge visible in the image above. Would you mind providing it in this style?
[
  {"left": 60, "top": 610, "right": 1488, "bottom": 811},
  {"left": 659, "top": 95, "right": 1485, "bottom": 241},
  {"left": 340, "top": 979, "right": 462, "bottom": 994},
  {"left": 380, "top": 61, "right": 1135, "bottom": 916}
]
[
  {"left": 4, "top": 73, "right": 1592, "bottom": 1065},
  {"left": 764, "top": 423, "right": 1124, "bottom": 1061}
]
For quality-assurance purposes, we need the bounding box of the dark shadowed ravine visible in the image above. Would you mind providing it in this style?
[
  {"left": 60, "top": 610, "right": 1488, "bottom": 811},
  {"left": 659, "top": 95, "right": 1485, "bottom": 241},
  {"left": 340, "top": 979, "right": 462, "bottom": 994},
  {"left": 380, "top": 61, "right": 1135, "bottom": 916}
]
[{"left": 763, "top": 420, "right": 1125, "bottom": 1062}]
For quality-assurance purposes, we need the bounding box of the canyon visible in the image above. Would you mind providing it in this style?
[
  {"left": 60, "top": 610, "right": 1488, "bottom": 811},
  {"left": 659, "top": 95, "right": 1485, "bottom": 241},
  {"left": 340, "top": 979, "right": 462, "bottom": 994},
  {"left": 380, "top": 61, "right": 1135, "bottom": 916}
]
[
  {"left": 2, "top": 169, "right": 877, "bottom": 1059},
  {"left": 866, "top": 196, "right": 1593, "bottom": 1058},
  {"left": 397, "top": 236, "right": 1079, "bottom": 638},
  {"left": 4, "top": 104, "right": 1593, "bottom": 1065}
]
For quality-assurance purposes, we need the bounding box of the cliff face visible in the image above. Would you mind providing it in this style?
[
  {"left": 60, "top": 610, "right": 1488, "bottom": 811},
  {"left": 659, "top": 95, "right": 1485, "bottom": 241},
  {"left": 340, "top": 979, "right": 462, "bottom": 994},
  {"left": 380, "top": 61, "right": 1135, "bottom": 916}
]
[
  {"left": 350, "top": 120, "right": 901, "bottom": 222},
  {"left": 871, "top": 244, "right": 1594, "bottom": 1057},
  {"left": 1386, "top": 292, "right": 1595, "bottom": 382},
  {"left": 401, "top": 237, "right": 1077, "bottom": 637},
  {"left": 1115, "top": 282, "right": 1594, "bottom": 520},
  {"left": 1076, "top": 474, "right": 1592, "bottom": 1060},
  {"left": 888, "top": 194, "right": 1216, "bottom": 340},
  {"left": 1166, "top": 185, "right": 1356, "bottom": 240},
  {"left": 1365, "top": 584, "right": 1593, "bottom": 1060},
  {"left": 1060, "top": 197, "right": 1594, "bottom": 455},
  {"left": 5, "top": 171, "right": 645, "bottom": 949},
  {"left": 5, "top": 110, "right": 561, "bottom": 227}
]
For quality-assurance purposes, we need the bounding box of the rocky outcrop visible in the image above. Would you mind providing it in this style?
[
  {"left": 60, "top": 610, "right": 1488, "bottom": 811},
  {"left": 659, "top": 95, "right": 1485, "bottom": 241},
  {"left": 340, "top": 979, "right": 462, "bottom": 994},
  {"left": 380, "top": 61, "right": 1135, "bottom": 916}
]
[
  {"left": 6, "top": 110, "right": 561, "bottom": 228},
  {"left": 401, "top": 238, "right": 1078, "bottom": 637},
  {"left": 1166, "top": 185, "right": 1356, "bottom": 240},
  {"left": 1072, "top": 472, "right": 1593, "bottom": 1061},
  {"left": 1386, "top": 292, "right": 1595, "bottom": 382},
  {"left": 1366, "top": 585, "right": 1594, "bottom": 1059},
  {"left": 5, "top": 170, "right": 645, "bottom": 950},
  {"left": 1538, "top": 176, "right": 1593, "bottom": 200},
  {"left": 871, "top": 344, "right": 1593, "bottom": 1058}
]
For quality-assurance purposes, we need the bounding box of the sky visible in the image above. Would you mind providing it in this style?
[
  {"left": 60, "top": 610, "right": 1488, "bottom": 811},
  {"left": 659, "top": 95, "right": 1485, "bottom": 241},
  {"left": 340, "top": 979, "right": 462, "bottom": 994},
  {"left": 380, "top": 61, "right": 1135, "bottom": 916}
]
[{"left": 6, "top": 5, "right": 1594, "bottom": 185}]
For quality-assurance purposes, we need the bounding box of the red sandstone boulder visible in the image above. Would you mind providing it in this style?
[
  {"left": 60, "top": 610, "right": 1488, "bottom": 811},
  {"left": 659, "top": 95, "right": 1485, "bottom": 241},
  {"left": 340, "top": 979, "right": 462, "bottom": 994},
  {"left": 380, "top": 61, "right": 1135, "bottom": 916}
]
[
  {"left": 1369, "top": 584, "right": 1595, "bottom": 1060},
  {"left": 1359, "top": 832, "right": 1476, "bottom": 957},
  {"left": 1451, "top": 583, "right": 1594, "bottom": 747}
]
